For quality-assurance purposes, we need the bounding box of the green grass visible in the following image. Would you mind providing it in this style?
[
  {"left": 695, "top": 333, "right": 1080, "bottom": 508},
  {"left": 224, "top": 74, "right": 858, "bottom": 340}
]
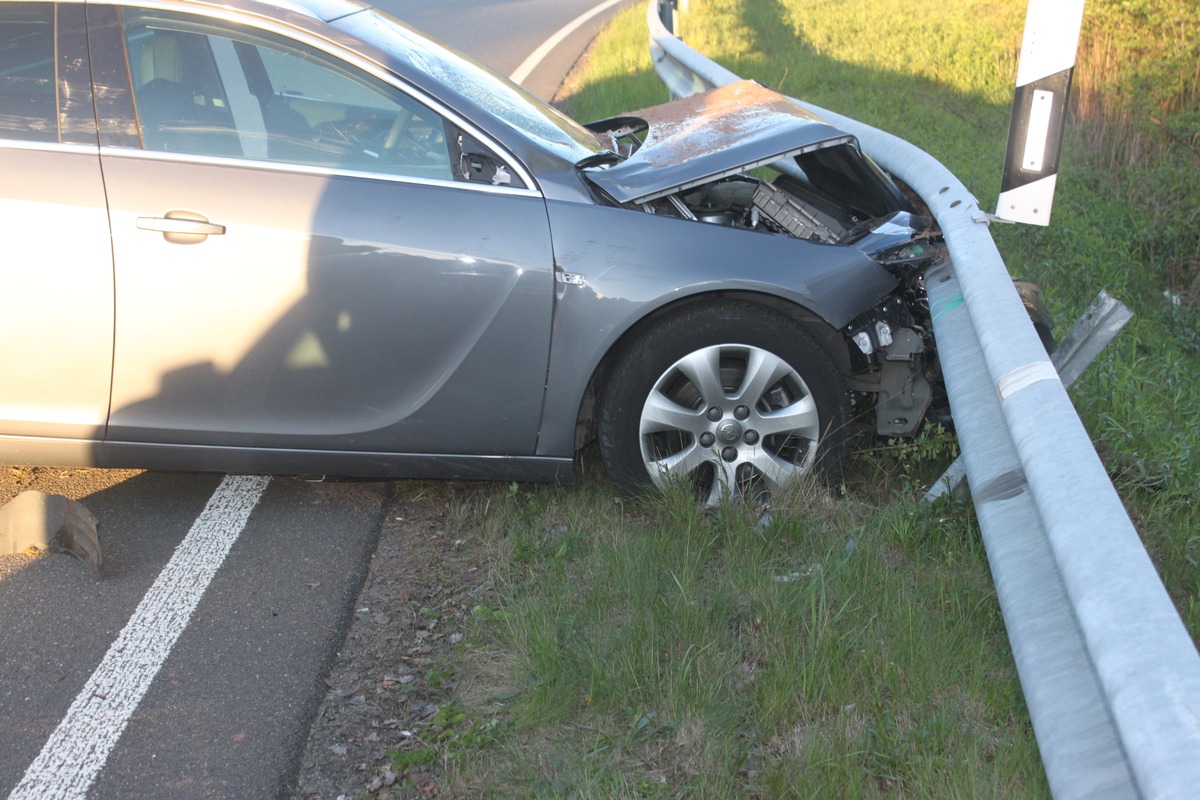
[
  {"left": 439, "top": 465, "right": 1045, "bottom": 798},
  {"left": 417, "top": 1, "right": 1200, "bottom": 796}
]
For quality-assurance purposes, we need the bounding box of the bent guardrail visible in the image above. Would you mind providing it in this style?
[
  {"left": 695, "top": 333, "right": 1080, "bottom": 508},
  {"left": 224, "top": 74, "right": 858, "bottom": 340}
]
[{"left": 644, "top": 2, "right": 1200, "bottom": 798}]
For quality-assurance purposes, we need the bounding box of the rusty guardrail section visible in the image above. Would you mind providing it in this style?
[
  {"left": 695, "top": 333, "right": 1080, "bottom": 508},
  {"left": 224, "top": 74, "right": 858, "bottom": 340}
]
[{"left": 645, "top": 2, "right": 1200, "bottom": 798}]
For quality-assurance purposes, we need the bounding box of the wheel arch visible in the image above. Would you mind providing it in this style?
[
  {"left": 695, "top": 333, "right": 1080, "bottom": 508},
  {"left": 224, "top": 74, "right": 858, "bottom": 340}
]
[{"left": 571, "top": 290, "right": 851, "bottom": 452}]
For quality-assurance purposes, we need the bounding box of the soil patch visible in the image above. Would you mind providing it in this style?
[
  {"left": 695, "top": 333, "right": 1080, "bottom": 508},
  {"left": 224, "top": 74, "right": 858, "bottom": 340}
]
[{"left": 290, "top": 482, "right": 494, "bottom": 800}]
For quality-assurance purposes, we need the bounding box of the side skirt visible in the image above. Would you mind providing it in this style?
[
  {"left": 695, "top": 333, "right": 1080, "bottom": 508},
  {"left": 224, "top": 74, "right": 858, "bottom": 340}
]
[{"left": 0, "top": 436, "right": 575, "bottom": 484}]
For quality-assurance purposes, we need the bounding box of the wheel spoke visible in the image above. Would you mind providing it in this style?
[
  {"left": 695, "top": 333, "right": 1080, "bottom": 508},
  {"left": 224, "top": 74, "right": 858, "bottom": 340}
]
[
  {"left": 731, "top": 348, "right": 792, "bottom": 405},
  {"left": 754, "top": 395, "right": 820, "bottom": 438},
  {"left": 640, "top": 390, "right": 707, "bottom": 436},
  {"left": 705, "top": 458, "right": 741, "bottom": 507},
  {"left": 646, "top": 440, "right": 712, "bottom": 486},
  {"left": 673, "top": 347, "right": 727, "bottom": 405},
  {"left": 747, "top": 448, "right": 806, "bottom": 491}
]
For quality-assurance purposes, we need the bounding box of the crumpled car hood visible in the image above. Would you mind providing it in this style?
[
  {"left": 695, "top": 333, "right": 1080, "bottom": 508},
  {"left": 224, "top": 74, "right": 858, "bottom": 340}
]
[{"left": 582, "top": 80, "right": 855, "bottom": 205}]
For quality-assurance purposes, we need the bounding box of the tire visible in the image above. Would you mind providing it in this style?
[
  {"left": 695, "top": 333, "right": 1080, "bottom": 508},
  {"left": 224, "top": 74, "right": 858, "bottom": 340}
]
[
  {"left": 597, "top": 302, "right": 848, "bottom": 504},
  {"left": 1014, "top": 280, "right": 1056, "bottom": 354}
]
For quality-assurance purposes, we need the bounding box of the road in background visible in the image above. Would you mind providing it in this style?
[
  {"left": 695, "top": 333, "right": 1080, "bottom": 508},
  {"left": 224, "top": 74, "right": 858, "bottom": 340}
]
[{"left": 381, "top": 0, "right": 638, "bottom": 100}]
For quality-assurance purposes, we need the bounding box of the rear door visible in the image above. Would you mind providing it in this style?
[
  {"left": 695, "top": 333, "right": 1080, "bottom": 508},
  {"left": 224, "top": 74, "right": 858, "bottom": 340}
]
[
  {"left": 0, "top": 2, "right": 114, "bottom": 442},
  {"left": 88, "top": 4, "right": 555, "bottom": 456}
]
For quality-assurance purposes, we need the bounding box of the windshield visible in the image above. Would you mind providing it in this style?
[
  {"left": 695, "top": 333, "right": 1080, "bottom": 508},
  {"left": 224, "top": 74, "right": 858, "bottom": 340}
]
[{"left": 344, "top": 10, "right": 608, "bottom": 163}]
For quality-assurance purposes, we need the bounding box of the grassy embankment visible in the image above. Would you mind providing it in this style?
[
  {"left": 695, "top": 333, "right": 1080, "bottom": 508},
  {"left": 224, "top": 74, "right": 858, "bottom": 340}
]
[{"left": 400, "top": 2, "right": 1199, "bottom": 796}]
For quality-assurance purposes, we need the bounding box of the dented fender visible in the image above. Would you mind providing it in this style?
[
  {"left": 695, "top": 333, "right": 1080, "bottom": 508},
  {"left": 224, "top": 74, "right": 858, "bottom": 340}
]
[{"left": 535, "top": 199, "right": 898, "bottom": 457}]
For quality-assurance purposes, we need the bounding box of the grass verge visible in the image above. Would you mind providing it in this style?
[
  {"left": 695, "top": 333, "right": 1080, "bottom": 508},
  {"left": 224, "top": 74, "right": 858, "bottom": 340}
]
[
  {"left": 440, "top": 459, "right": 1043, "bottom": 798},
  {"left": 413, "top": 1, "right": 1198, "bottom": 796}
]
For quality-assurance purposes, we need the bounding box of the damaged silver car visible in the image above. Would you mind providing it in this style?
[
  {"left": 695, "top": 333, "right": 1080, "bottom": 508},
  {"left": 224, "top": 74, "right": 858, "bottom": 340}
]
[{"left": 1, "top": 0, "right": 966, "bottom": 503}]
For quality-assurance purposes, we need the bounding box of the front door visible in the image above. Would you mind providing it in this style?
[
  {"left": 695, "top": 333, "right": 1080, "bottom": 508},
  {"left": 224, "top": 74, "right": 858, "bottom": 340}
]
[{"left": 89, "top": 5, "right": 555, "bottom": 455}]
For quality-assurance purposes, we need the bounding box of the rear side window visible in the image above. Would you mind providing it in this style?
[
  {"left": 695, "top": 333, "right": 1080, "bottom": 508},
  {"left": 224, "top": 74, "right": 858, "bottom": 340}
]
[{"left": 0, "top": 4, "right": 57, "bottom": 143}]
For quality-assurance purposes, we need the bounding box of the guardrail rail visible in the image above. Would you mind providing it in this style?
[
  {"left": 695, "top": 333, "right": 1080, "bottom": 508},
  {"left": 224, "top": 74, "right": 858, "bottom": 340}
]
[{"left": 644, "top": 2, "right": 1200, "bottom": 798}]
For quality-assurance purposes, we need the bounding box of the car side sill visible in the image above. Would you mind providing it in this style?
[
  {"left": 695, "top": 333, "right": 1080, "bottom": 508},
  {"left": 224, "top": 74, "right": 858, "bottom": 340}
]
[{"left": 0, "top": 436, "right": 574, "bottom": 483}]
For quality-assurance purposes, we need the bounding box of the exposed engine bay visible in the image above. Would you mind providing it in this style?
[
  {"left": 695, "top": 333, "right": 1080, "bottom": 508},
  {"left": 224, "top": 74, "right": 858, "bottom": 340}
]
[
  {"left": 638, "top": 175, "right": 843, "bottom": 243},
  {"left": 647, "top": 169, "right": 948, "bottom": 439},
  {"left": 584, "top": 105, "right": 950, "bottom": 439}
]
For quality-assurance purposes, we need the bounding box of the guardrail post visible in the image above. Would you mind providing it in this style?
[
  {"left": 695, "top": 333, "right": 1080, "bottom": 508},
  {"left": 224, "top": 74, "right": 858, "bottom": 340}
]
[{"left": 657, "top": 0, "right": 677, "bottom": 35}]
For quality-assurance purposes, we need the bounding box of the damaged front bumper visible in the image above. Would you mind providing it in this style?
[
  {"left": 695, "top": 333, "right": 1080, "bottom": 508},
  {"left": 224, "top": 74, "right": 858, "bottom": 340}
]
[{"left": 842, "top": 211, "right": 948, "bottom": 437}]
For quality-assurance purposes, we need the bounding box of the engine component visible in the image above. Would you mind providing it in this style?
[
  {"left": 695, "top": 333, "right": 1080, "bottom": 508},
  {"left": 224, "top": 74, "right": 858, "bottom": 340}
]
[{"left": 752, "top": 182, "right": 840, "bottom": 243}]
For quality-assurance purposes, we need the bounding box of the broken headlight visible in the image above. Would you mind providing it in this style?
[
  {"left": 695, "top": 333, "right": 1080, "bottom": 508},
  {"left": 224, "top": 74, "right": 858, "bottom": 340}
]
[{"left": 846, "top": 211, "right": 945, "bottom": 279}]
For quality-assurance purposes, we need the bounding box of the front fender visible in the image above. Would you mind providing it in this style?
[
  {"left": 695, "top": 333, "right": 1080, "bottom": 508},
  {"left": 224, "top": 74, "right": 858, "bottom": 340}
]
[{"left": 536, "top": 201, "right": 898, "bottom": 456}]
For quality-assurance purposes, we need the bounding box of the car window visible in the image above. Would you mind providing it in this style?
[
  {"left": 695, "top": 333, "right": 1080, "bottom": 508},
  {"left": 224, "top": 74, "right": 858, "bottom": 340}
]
[
  {"left": 0, "top": 4, "right": 57, "bottom": 143},
  {"left": 347, "top": 11, "right": 607, "bottom": 165},
  {"left": 121, "top": 9, "right": 453, "bottom": 181}
]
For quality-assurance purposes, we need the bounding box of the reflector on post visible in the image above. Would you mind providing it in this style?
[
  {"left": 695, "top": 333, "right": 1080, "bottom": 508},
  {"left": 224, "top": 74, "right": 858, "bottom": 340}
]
[{"left": 996, "top": 0, "right": 1086, "bottom": 226}]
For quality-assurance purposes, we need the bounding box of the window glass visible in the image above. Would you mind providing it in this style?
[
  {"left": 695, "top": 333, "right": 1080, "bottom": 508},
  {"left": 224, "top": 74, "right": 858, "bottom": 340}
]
[
  {"left": 121, "top": 9, "right": 453, "bottom": 181},
  {"left": 348, "top": 12, "right": 606, "bottom": 164},
  {"left": 0, "top": 4, "right": 57, "bottom": 143}
]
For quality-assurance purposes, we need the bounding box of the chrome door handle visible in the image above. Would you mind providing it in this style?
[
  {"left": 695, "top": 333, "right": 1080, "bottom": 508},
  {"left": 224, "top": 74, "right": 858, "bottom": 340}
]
[{"left": 137, "top": 212, "right": 226, "bottom": 243}]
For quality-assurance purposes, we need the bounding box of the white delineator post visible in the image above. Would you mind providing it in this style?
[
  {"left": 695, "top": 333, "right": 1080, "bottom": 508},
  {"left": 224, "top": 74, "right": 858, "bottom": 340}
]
[{"left": 996, "top": 0, "right": 1086, "bottom": 225}]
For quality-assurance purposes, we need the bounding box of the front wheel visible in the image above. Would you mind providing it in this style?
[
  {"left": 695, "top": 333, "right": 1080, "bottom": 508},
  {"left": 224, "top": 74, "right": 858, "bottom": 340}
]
[{"left": 597, "top": 303, "right": 848, "bottom": 505}]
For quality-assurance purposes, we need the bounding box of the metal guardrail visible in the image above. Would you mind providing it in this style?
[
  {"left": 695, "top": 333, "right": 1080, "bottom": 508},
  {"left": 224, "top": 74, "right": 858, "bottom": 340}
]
[
  {"left": 928, "top": 291, "right": 1135, "bottom": 501},
  {"left": 644, "top": 2, "right": 1200, "bottom": 798}
]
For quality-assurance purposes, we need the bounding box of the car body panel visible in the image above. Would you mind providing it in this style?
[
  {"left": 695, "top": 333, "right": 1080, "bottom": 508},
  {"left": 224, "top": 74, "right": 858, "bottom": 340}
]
[
  {"left": 534, "top": 200, "right": 898, "bottom": 456},
  {"left": 80, "top": 0, "right": 558, "bottom": 453},
  {"left": 1, "top": 433, "right": 574, "bottom": 482},
  {"left": 252, "top": 0, "right": 331, "bottom": 21},
  {"left": 0, "top": 146, "right": 115, "bottom": 440},
  {"left": 584, "top": 81, "right": 855, "bottom": 204},
  {"left": 0, "top": 2, "right": 113, "bottom": 440},
  {"left": 101, "top": 155, "right": 556, "bottom": 453}
]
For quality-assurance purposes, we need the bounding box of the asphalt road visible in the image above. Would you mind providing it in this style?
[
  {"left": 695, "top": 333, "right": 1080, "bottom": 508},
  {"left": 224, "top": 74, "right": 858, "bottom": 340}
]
[
  {"left": 0, "top": 475, "right": 387, "bottom": 799},
  {"left": 386, "top": 0, "right": 636, "bottom": 99},
  {"left": 0, "top": 1, "right": 638, "bottom": 797}
]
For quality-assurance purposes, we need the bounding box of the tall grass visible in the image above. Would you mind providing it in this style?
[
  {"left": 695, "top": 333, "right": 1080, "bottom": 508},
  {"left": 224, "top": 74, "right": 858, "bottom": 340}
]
[
  {"left": 1074, "top": 1, "right": 1200, "bottom": 165},
  {"left": 427, "top": 1, "right": 1200, "bottom": 796},
  {"left": 1071, "top": 2, "right": 1200, "bottom": 302}
]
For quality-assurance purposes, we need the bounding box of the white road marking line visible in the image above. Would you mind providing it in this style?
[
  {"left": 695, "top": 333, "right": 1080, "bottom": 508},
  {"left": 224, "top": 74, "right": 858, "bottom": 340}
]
[
  {"left": 7, "top": 475, "right": 270, "bottom": 800},
  {"left": 509, "top": 0, "right": 631, "bottom": 85}
]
